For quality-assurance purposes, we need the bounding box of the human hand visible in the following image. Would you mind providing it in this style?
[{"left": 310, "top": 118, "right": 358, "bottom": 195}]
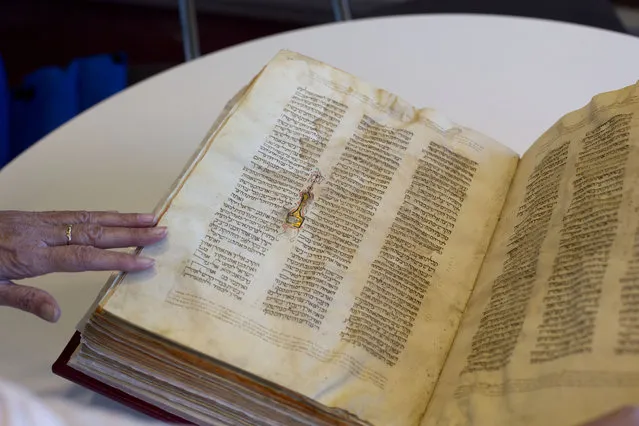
[
  {"left": 0, "top": 210, "right": 167, "bottom": 323},
  {"left": 582, "top": 407, "right": 639, "bottom": 426}
]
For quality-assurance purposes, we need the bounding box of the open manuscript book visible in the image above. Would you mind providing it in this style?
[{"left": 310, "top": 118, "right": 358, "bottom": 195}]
[{"left": 53, "top": 50, "right": 639, "bottom": 426}]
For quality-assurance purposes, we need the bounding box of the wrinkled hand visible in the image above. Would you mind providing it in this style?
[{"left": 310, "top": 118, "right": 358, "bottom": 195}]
[{"left": 0, "top": 210, "right": 166, "bottom": 323}]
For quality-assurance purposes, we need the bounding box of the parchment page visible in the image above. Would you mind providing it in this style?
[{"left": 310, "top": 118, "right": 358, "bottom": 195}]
[
  {"left": 422, "top": 82, "right": 639, "bottom": 426},
  {"left": 100, "top": 51, "right": 518, "bottom": 426}
]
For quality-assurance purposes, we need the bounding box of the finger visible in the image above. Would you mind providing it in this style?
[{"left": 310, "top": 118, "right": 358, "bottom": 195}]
[
  {"left": 41, "top": 224, "right": 167, "bottom": 248},
  {"left": 34, "top": 246, "right": 155, "bottom": 274},
  {"left": 0, "top": 280, "right": 60, "bottom": 322},
  {"left": 581, "top": 407, "right": 639, "bottom": 426},
  {"left": 32, "top": 211, "right": 157, "bottom": 227}
]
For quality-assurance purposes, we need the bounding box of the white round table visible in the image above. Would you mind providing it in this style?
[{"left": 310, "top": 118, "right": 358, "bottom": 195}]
[{"left": 1, "top": 13, "right": 638, "bottom": 418}]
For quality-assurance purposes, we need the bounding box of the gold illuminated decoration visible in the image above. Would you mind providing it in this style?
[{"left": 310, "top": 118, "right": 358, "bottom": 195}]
[{"left": 285, "top": 171, "right": 322, "bottom": 229}]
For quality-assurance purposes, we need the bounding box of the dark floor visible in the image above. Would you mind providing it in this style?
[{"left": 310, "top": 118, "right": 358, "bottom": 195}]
[
  {"left": 0, "top": 0, "right": 632, "bottom": 88},
  {"left": 0, "top": 0, "right": 301, "bottom": 87}
]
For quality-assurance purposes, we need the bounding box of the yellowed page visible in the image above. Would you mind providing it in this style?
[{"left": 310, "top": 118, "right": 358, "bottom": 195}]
[
  {"left": 75, "top": 83, "right": 253, "bottom": 333},
  {"left": 99, "top": 50, "right": 517, "bottom": 426},
  {"left": 422, "top": 82, "right": 639, "bottom": 426}
]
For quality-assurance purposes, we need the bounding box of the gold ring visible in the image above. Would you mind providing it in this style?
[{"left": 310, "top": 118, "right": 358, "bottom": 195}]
[{"left": 65, "top": 224, "right": 73, "bottom": 245}]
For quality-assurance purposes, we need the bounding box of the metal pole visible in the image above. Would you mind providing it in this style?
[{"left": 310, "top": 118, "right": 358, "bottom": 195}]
[
  {"left": 178, "top": 0, "right": 201, "bottom": 61},
  {"left": 331, "top": 0, "right": 352, "bottom": 21}
]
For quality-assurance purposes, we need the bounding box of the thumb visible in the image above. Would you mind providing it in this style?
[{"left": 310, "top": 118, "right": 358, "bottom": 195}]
[{"left": 0, "top": 280, "right": 60, "bottom": 322}]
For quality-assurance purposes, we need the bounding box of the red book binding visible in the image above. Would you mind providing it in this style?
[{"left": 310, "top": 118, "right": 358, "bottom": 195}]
[{"left": 52, "top": 332, "right": 192, "bottom": 424}]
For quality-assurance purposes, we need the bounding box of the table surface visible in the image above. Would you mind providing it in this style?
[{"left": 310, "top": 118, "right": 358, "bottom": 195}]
[{"left": 1, "top": 13, "right": 639, "bottom": 417}]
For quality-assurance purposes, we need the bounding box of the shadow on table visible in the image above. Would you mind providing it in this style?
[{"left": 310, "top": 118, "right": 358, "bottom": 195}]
[{"left": 59, "top": 384, "right": 157, "bottom": 422}]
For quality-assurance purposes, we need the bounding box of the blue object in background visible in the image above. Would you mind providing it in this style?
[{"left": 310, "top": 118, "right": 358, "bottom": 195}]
[
  {"left": 3, "top": 52, "right": 128, "bottom": 168},
  {"left": 0, "top": 56, "right": 9, "bottom": 168},
  {"left": 9, "top": 62, "right": 80, "bottom": 160},
  {"left": 76, "top": 52, "right": 127, "bottom": 113}
]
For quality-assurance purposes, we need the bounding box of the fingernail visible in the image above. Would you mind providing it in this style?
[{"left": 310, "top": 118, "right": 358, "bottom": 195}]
[
  {"left": 40, "top": 303, "right": 59, "bottom": 322},
  {"left": 138, "top": 256, "right": 155, "bottom": 268},
  {"left": 139, "top": 214, "right": 156, "bottom": 224},
  {"left": 151, "top": 226, "right": 168, "bottom": 236}
]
